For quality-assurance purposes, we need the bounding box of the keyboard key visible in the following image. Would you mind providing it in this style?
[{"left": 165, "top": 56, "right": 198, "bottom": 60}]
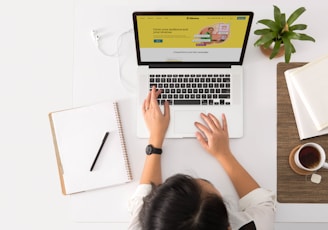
[
  {"left": 202, "top": 100, "right": 208, "bottom": 105},
  {"left": 174, "top": 100, "right": 200, "bottom": 105},
  {"left": 219, "top": 94, "right": 230, "bottom": 99}
]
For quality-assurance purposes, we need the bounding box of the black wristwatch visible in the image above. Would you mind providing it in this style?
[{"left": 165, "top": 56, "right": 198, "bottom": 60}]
[{"left": 146, "top": 144, "right": 162, "bottom": 155}]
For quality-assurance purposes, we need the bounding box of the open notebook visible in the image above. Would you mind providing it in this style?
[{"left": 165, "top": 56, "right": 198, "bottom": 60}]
[{"left": 49, "top": 101, "right": 133, "bottom": 195}]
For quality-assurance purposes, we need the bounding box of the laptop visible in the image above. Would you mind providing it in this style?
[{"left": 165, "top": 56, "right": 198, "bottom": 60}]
[{"left": 132, "top": 11, "right": 253, "bottom": 138}]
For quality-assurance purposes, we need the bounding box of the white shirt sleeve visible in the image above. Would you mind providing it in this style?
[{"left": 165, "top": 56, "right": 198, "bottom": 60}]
[
  {"left": 227, "top": 188, "right": 276, "bottom": 230},
  {"left": 127, "top": 184, "right": 152, "bottom": 230},
  {"left": 240, "top": 188, "right": 276, "bottom": 229}
]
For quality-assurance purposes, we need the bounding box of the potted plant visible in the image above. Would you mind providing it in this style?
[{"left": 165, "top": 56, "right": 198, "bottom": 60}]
[{"left": 254, "top": 5, "right": 315, "bottom": 63}]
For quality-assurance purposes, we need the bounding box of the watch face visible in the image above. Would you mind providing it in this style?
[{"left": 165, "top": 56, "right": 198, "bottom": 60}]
[{"left": 146, "top": 145, "right": 152, "bottom": 155}]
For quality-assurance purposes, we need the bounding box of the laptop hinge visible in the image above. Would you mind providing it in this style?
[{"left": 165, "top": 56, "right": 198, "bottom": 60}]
[{"left": 148, "top": 63, "right": 232, "bottom": 69}]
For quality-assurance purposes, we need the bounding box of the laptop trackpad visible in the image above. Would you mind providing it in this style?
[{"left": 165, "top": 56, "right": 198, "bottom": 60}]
[{"left": 174, "top": 110, "right": 204, "bottom": 135}]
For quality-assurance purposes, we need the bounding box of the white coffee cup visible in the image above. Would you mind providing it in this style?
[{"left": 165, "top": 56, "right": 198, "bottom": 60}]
[{"left": 294, "top": 142, "right": 328, "bottom": 172}]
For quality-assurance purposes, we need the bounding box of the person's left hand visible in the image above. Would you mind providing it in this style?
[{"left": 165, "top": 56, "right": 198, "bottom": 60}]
[{"left": 143, "top": 86, "right": 170, "bottom": 147}]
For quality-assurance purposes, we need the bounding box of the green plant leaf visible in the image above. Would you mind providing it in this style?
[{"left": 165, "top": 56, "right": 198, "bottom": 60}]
[
  {"left": 284, "top": 31, "right": 301, "bottom": 40},
  {"left": 289, "top": 24, "right": 307, "bottom": 31},
  {"left": 287, "top": 7, "right": 306, "bottom": 26},
  {"left": 297, "top": 33, "right": 316, "bottom": 42},
  {"left": 263, "top": 40, "right": 273, "bottom": 48},
  {"left": 282, "top": 37, "right": 293, "bottom": 63},
  {"left": 284, "top": 31, "right": 315, "bottom": 42},
  {"left": 280, "top": 13, "right": 286, "bottom": 30},
  {"left": 269, "top": 40, "right": 282, "bottom": 59},
  {"left": 273, "top": 5, "right": 282, "bottom": 26},
  {"left": 289, "top": 42, "right": 296, "bottom": 54},
  {"left": 254, "top": 28, "right": 272, "bottom": 35},
  {"left": 257, "top": 19, "right": 280, "bottom": 32},
  {"left": 254, "top": 33, "right": 275, "bottom": 46}
]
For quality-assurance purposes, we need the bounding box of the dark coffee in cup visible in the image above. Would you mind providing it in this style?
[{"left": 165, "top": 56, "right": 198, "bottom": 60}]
[
  {"left": 299, "top": 146, "right": 321, "bottom": 169},
  {"left": 295, "top": 142, "right": 327, "bottom": 172}
]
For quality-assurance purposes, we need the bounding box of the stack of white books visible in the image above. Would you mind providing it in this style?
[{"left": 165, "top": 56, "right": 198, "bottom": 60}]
[{"left": 285, "top": 55, "right": 328, "bottom": 140}]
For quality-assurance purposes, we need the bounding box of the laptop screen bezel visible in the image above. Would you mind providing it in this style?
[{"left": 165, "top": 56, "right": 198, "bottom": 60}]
[{"left": 132, "top": 11, "right": 254, "bottom": 68}]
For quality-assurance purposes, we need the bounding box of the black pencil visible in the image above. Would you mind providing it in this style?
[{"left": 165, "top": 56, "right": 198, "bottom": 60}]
[{"left": 90, "top": 132, "right": 110, "bottom": 171}]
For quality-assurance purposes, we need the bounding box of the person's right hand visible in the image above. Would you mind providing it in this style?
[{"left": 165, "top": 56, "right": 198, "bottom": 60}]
[
  {"left": 194, "top": 113, "right": 231, "bottom": 159},
  {"left": 142, "top": 86, "right": 170, "bottom": 148}
]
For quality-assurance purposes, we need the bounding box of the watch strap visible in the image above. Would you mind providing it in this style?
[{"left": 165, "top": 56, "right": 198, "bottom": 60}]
[{"left": 146, "top": 144, "right": 162, "bottom": 155}]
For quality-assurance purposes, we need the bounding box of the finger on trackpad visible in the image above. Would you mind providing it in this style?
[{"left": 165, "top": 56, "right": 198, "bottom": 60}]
[{"left": 174, "top": 110, "right": 204, "bottom": 134}]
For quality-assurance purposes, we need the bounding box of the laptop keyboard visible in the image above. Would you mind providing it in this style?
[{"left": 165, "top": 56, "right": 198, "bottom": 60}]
[{"left": 149, "top": 73, "right": 231, "bottom": 106}]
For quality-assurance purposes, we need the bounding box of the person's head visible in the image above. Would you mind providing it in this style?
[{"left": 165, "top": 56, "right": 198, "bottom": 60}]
[
  {"left": 139, "top": 174, "right": 230, "bottom": 230},
  {"left": 207, "top": 27, "right": 214, "bottom": 33}
]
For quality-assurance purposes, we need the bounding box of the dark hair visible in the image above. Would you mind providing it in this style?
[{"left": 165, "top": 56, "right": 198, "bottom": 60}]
[{"left": 139, "top": 174, "right": 229, "bottom": 230}]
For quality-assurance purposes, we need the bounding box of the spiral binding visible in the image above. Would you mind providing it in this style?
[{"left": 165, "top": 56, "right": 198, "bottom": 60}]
[{"left": 113, "top": 102, "right": 133, "bottom": 181}]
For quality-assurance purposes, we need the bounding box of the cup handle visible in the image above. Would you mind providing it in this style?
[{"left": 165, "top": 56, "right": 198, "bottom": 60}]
[{"left": 322, "top": 162, "right": 328, "bottom": 169}]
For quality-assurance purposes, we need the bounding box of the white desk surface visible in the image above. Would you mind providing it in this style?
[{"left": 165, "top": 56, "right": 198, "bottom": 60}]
[{"left": 1, "top": 0, "right": 328, "bottom": 229}]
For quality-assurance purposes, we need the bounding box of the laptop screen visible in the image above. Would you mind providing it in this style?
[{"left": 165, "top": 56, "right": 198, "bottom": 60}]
[{"left": 133, "top": 12, "right": 253, "bottom": 67}]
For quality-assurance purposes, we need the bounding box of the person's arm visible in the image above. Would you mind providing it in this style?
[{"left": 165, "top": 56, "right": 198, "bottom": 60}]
[
  {"left": 139, "top": 86, "right": 170, "bottom": 186},
  {"left": 194, "top": 113, "right": 259, "bottom": 198}
]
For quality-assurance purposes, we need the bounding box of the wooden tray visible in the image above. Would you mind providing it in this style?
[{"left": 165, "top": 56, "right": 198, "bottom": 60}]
[{"left": 277, "top": 62, "right": 328, "bottom": 203}]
